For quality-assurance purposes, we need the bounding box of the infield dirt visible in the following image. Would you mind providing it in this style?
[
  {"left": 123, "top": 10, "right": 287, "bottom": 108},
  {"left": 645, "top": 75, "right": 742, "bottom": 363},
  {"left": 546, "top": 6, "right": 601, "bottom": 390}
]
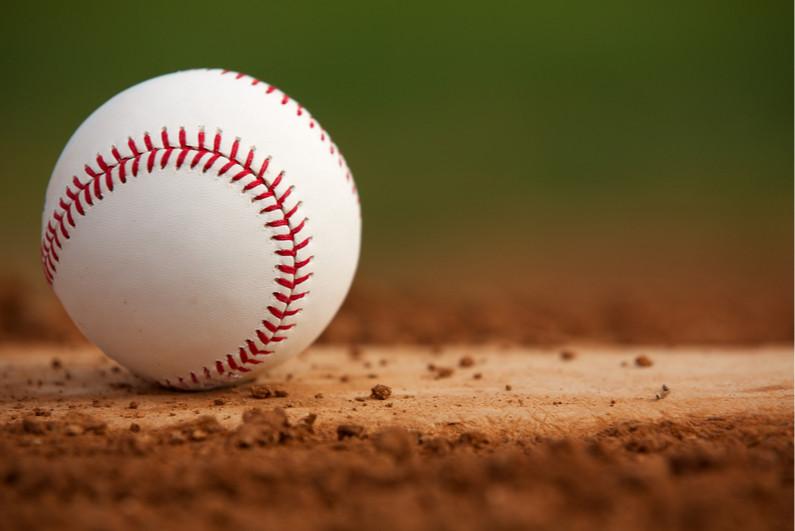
[{"left": 0, "top": 342, "right": 792, "bottom": 531}]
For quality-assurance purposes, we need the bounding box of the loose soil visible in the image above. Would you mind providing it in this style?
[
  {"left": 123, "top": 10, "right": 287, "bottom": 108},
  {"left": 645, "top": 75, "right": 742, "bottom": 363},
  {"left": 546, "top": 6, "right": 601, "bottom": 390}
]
[
  {"left": 0, "top": 344, "right": 792, "bottom": 531},
  {"left": 2, "top": 278, "right": 793, "bottom": 346}
]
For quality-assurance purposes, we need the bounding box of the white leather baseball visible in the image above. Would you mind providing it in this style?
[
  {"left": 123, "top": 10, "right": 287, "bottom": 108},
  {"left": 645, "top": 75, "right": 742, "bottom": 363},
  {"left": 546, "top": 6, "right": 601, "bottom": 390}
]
[{"left": 41, "top": 69, "right": 361, "bottom": 390}]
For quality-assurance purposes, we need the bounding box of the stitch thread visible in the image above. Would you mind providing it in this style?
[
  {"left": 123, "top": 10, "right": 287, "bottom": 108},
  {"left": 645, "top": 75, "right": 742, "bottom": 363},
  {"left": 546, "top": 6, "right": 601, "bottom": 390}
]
[
  {"left": 42, "top": 130, "right": 316, "bottom": 389},
  {"left": 215, "top": 69, "right": 354, "bottom": 179},
  {"left": 44, "top": 68, "right": 359, "bottom": 388}
]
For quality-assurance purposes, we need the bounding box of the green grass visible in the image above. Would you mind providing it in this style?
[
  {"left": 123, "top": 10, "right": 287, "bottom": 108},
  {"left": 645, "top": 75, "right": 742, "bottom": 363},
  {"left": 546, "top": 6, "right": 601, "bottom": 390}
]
[{"left": 1, "top": 1, "right": 791, "bottom": 289}]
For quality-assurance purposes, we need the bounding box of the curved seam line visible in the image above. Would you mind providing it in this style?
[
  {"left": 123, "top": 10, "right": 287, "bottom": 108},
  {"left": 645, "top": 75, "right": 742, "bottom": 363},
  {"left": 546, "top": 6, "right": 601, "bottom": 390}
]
[
  {"left": 41, "top": 128, "right": 310, "bottom": 389},
  {"left": 215, "top": 69, "right": 360, "bottom": 203}
]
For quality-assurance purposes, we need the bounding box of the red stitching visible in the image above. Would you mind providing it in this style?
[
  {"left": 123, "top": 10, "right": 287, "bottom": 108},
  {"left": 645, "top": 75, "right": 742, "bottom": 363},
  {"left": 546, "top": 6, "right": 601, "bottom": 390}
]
[
  {"left": 46, "top": 68, "right": 360, "bottom": 388},
  {"left": 217, "top": 70, "right": 355, "bottom": 184},
  {"left": 42, "top": 128, "right": 314, "bottom": 389}
]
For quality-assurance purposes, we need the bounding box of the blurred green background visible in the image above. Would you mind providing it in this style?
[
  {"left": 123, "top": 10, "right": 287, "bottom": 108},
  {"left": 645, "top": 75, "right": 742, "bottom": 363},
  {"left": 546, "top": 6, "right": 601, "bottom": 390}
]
[{"left": 0, "top": 1, "right": 791, "bottom": 301}]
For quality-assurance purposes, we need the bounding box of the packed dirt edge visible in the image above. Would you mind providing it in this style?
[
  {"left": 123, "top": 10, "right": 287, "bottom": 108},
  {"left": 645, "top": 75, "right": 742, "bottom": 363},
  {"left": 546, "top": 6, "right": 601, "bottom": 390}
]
[{"left": 1, "top": 409, "right": 792, "bottom": 531}]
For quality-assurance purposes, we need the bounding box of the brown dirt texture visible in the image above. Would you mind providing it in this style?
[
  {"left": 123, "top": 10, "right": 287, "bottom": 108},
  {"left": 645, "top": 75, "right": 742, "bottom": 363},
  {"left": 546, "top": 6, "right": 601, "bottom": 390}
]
[
  {"left": 2, "top": 277, "right": 793, "bottom": 347},
  {"left": 0, "top": 343, "right": 792, "bottom": 531}
]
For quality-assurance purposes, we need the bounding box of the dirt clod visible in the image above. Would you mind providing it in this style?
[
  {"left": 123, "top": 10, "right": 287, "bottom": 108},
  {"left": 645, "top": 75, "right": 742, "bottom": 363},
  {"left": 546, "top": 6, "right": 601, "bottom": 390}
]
[
  {"left": 337, "top": 424, "right": 365, "bottom": 440},
  {"left": 635, "top": 355, "right": 654, "bottom": 367},
  {"left": 22, "top": 417, "right": 44, "bottom": 434},
  {"left": 371, "top": 384, "right": 392, "bottom": 400},
  {"left": 459, "top": 356, "right": 475, "bottom": 368},
  {"left": 560, "top": 349, "right": 576, "bottom": 360},
  {"left": 458, "top": 431, "right": 489, "bottom": 449},
  {"left": 63, "top": 424, "right": 83, "bottom": 436},
  {"left": 250, "top": 385, "right": 273, "bottom": 399},
  {"left": 373, "top": 427, "right": 415, "bottom": 461},
  {"left": 297, "top": 414, "right": 317, "bottom": 433},
  {"left": 190, "top": 429, "right": 208, "bottom": 441},
  {"left": 435, "top": 367, "right": 454, "bottom": 379}
]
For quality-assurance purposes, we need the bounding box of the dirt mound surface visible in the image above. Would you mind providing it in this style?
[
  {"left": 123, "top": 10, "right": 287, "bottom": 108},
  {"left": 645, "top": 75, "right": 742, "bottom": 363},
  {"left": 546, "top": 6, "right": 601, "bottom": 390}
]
[
  {"left": 2, "top": 277, "right": 793, "bottom": 346},
  {"left": 320, "top": 283, "right": 794, "bottom": 346},
  {"left": 0, "top": 410, "right": 791, "bottom": 531}
]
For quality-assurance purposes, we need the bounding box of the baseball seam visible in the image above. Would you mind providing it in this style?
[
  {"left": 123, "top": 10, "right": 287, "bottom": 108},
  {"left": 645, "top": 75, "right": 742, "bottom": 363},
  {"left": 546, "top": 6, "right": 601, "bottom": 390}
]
[
  {"left": 42, "top": 128, "right": 313, "bottom": 389},
  {"left": 217, "top": 69, "right": 359, "bottom": 201}
]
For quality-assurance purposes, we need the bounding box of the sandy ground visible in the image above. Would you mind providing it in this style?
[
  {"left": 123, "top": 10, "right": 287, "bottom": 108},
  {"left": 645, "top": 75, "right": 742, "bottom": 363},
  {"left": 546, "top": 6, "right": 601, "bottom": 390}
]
[
  {"left": 1, "top": 343, "right": 792, "bottom": 531},
  {"left": 0, "top": 343, "right": 791, "bottom": 435}
]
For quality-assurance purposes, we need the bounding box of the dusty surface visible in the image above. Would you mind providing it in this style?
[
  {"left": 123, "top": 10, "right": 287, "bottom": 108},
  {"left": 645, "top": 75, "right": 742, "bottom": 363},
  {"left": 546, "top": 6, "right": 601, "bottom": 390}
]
[
  {"left": 320, "top": 282, "right": 795, "bottom": 346},
  {"left": 1, "top": 344, "right": 792, "bottom": 435},
  {"left": 0, "top": 344, "right": 792, "bottom": 530},
  {"left": 2, "top": 277, "right": 793, "bottom": 347}
]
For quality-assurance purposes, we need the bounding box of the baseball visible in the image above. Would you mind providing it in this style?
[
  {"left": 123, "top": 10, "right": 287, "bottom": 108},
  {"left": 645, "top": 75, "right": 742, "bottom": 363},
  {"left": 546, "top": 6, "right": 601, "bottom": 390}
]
[{"left": 40, "top": 69, "right": 361, "bottom": 390}]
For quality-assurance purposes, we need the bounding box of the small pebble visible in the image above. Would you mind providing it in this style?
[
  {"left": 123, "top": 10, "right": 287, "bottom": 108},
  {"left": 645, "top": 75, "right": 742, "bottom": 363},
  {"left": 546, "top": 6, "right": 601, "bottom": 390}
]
[
  {"left": 250, "top": 386, "right": 273, "bottom": 399},
  {"left": 560, "top": 350, "right": 576, "bottom": 361},
  {"left": 459, "top": 356, "right": 475, "bottom": 368},
  {"left": 371, "top": 384, "right": 392, "bottom": 400}
]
